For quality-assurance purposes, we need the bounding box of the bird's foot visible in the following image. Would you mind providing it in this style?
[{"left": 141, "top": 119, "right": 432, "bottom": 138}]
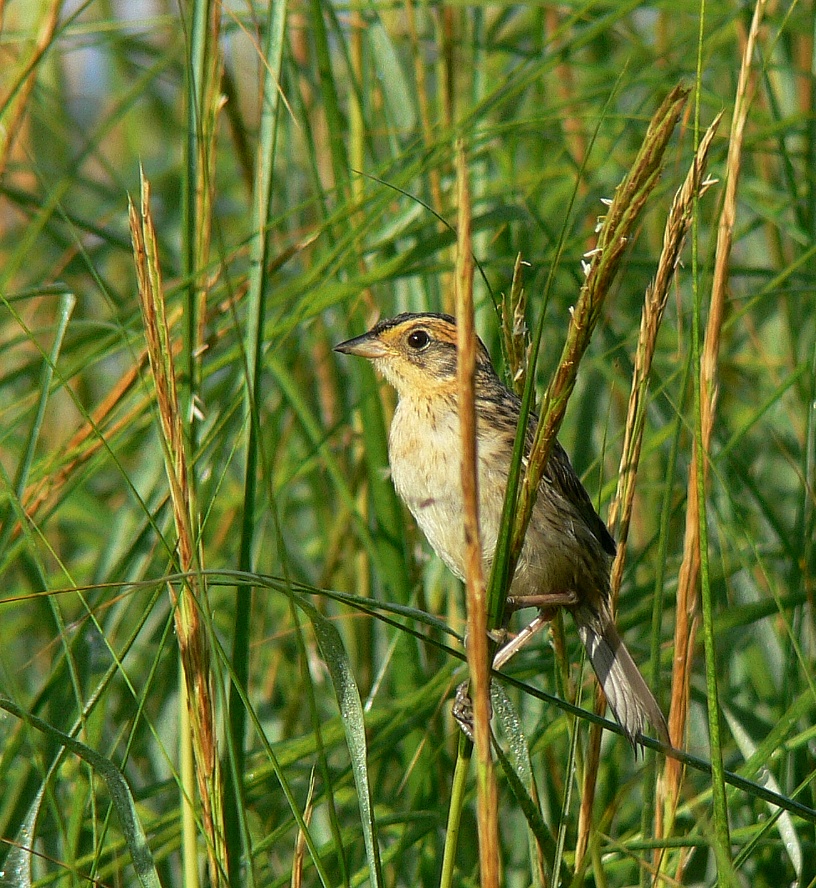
[
  {"left": 452, "top": 681, "right": 496, "bottom": 741},
  {"left": 452, "top": 681, "right": 476, "bottom": 741}
]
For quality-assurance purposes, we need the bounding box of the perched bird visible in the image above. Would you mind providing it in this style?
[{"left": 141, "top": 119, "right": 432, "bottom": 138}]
[{"left": 335, "top": 312, "right": 669, "bottom": 747}]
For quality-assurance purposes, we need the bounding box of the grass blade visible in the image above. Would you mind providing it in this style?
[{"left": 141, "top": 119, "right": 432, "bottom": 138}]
[
  {"left": 0, "top": 696, "right": 163, "bottom": 888},
  {"left": 224, "top": 0, "right": 289, "bottom": 879},
  {"left": 297, "top": 598, "right": 383, "bottom": 888}
]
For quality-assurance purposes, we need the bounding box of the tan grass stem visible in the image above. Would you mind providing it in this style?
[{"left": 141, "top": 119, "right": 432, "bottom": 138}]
[
  {"left": 454, "top": 139, "right": 500, "bottom": 888},
  {"left": 0, "top": 0, "right": 61, "bottom": 180},
  {"left": 130, "top": 171, "right": 226, "bottom": 887},
  {"left": 660, "top": 3, "right": 766, "bottom": 879},
  {"left": 512, "top": 85, "right": 690, "bottom": 592},
  {"left": 575, "top": 113, "right": 721, "bottom": 871}
]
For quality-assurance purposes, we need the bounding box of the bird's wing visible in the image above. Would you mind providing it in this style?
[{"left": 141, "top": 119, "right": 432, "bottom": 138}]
[{"left": 543, "top": 440, "right": 618, "bottom": 557}]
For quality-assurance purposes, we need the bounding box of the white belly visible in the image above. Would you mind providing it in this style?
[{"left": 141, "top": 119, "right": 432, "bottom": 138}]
[{"left": 388, "top": 398, "right": 504, "bottom": 581}]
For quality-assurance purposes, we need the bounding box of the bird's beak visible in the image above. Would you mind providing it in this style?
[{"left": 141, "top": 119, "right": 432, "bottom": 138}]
[{"left": 334, "top": 332, "right": 389, "bottom": 359}]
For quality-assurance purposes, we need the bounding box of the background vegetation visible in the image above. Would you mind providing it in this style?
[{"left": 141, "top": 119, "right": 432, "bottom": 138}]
[{"left": 0, "top": 1, "right": 814, "bottom": 886}]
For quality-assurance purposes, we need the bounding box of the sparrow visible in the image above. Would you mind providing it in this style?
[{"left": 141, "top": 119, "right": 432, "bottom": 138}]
[{"left": 335, "top": 312, "right": 669, "bottom": 747}]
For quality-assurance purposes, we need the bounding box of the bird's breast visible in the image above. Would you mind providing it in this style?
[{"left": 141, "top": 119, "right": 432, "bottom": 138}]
[
  {"left": 388, "top": 398, "right": 464, "bottom": 575},
  {"left": 388, "top": 397, "right": 509, "bottom": 579}
]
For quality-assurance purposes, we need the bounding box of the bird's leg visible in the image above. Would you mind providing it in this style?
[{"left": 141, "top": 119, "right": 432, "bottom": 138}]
[
  {"left": 453, "top": 597, "right": 577, "bottom": 738},
  {"left": 490, "top": 591, "right": 581, "bottom": 671},
  {"left": 452, "top": 615, "right": 550, "bottom": 739},
  {"left": 504, "top": 590, "right": 580, "bottom": 612},
  {"left": 492, "top": 609, "right": 554, "bottom": 669}
]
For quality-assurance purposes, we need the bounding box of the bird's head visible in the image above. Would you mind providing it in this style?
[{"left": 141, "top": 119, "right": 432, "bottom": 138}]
[{"left": 334, "top": 312, "right": 494, "bottom": 400}]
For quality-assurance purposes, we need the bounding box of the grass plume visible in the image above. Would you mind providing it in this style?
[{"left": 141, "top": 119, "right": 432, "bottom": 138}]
[{"left": 130, "top": 171, "right": 226, "bottom": 887}]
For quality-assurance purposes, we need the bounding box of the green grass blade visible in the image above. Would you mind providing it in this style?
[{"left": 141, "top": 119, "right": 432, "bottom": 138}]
[
  {"left": 0, "top": 697, "right": 163, "bottom": 888},
  {"left": 296, "top": 597, "right": 384, "bottom": 888},
  {"left": 0, "top": 292, "right": 74, "bottom": 557},
  {"left": 224, "top": 0, "right": 289, "bottom": 879}
]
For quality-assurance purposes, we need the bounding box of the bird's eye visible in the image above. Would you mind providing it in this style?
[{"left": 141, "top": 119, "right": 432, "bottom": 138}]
[{"left": 407, "top": 329, "right": 431, "bottom": 350}]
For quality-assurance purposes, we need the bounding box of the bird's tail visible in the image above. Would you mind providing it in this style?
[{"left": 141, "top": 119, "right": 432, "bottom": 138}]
[{"left": 575, "top": 608, "right": 669, "bottom": 748}]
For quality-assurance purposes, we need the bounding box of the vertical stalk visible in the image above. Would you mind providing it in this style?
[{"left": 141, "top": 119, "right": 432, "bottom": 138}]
[
  {"left": 131, "top": 173, "right": 226, "bottom": 887},
  {"left": 663, "top": 4, "right": 765, "bottom": 881},
  {"left": 575, "top": 115, "right": 720, "bottom": 872},
  {"left": 183, "top": 0, "right": 221, "bottom": 445},
  {"left": 454, "top": 140, "right": 499, "bottom": 888},
  {"left": 180, "top": 2, "right": 223, "bottom": 881},
  {"left": 0, "top": 0, "right": 62, "bottom": 180},
  {"left": 224, "top": 1, "right": 289, "bottom": 884}
]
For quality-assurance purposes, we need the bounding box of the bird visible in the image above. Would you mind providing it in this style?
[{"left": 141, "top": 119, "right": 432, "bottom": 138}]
[{"left": 335, "top": 311, "right": 669, "bottom": 748}]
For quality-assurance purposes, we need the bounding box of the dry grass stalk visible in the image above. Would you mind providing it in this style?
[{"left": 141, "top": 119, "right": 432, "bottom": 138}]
[
  {"left": 479, "top": 85, "right": 688, "bottom": 884},
  {"left": 660, "top": 2, "right": 766, "bottom": 877},
  {"left": 130, "top": 171, "right": 226, "bottom": 886},
  {"left": 404, "top": 0, "right": 444, "bottom": 223},
  {"left": 511, "top": 84, "right": 690, "bottom": 585},
  {"left": 545, "top": 8, "right": 587, "bottom": 180},
  {"left": 610, "top": 113, "right": 722, "bottom": 586},
  {"left": 290, "top": 769, "right": 316, "bottom": 888},
  {"left": 500, "top": 253, "right": 530, "bottom": 396},
  {"left": 454, "top": 140, "right": 499, "bottom": 888},
  {"left": 574, "top": 114, "right": 722, "bottom": 871},
  {"left": 0, "top": 0, "right": 62, "bottom": 180},
  {"left": 21, "top": 326, "right": 182, "bottom": 535},
  {"left": 488, "top": 102, "right": 691, "bottom": 877}
]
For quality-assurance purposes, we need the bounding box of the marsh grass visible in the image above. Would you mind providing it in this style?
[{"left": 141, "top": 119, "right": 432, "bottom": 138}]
[{"left": 0, "top": 1, "right": 815, "bottom": 887}]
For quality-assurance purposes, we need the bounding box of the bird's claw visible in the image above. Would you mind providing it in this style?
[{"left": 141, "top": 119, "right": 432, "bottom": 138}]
[
  {"left": 452, "top": 680, "right": 495, "bottom": 741},
  {"left": 452, "top": 681, "right": 475, "bottom": 740}
]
